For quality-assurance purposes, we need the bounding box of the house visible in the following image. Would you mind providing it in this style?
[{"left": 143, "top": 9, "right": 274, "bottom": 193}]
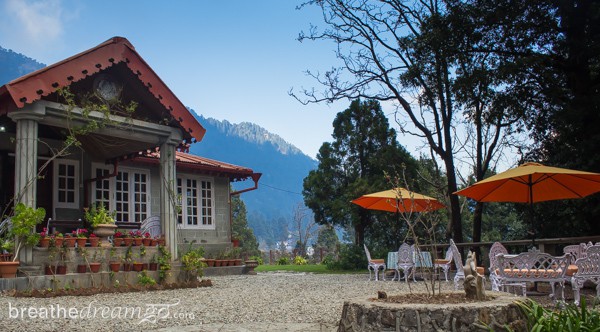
[{"left": 0, "top": 37, "right": 260, "bottom": 262}]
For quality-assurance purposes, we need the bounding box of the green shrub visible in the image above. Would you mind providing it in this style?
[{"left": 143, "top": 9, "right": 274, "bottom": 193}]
[
  {"left": 326, "top": 244, "right": 366, "bottom": 271},
  {"left": 293, "top": 256, "right": 307, "bottom": 265},
  {"left": 511, "top": 298, "right": 600, "bottom": 331},
  {"left": 137, "top": 271, "right": 156, "bottom": 286},
  {"left": 276, "top": 257, "right": 290, "bottom": 265},
  {"left": 248, "top": 255, "right": 264, "bottom": 265}
]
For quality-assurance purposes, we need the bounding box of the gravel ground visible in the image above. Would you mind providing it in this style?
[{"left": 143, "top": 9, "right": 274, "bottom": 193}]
[
  {"left": 0, "top": 272, "right": 591, "bottom": 332},
  {"left": 0, "top": 272, "right": 459, "bottom": 332}
]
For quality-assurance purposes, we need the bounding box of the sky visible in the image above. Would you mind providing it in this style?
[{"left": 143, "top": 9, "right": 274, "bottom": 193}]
[{"left": 0, "top": 0, "right": 430, "bottom": 161}]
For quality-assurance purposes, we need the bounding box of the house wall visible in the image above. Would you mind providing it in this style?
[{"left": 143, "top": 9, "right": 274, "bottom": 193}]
[{"left": 132, "top": 162, "right": 233, "bottom": 256}]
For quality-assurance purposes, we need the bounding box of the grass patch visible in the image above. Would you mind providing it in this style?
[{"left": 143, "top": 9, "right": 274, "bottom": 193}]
[{"left": 255, "top": 264, "right": 360, "bottom": 274}]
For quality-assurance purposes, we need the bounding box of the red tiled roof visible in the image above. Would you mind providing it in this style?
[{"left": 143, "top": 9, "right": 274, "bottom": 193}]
[
  {"left": 133, "top": 151, "right": 257, "bottom": 181},
  {"left": 0, "top": 36, "right": 205, "bottom": 144}
]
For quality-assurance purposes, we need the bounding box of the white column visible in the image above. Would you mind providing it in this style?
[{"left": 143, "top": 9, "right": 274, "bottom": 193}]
[
  {"left": 8, "top": 104, "right": 45, "bottom": 263},
  {"left": 160, "top": 135, "right": 180, "bottom": 260}
]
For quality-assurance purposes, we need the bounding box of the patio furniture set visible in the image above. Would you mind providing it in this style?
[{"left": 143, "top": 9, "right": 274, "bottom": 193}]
[
  {"left": 363, "top": 239, "right": 469, "bottom": 286},
  {"left": 365, "top": 240, "right": 600, "bottom": 305}
]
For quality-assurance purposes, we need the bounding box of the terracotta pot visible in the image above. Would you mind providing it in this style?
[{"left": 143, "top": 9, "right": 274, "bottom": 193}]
[
  {"left": 123, "top": 238, "right": 133, "bottom": 246},
  {"left": 64, "top": 237, "right": 76, "bottom": 247},
  {"left": 38, "top": 237, "right": 50, "bottom": 248},
  {"left": 150, "top": 239, "right": 158, "bottom": 246},
  {"left": 122, "top": 263, "right": 132, "bottom": 272},
  {"left": 77, "top": 264, "right": 87, "bottom": 273},
  {"left": 232, "top": 239, "right": 240, "bottom": 247},
  {"left": 133, "top": 238, "right": 143, "bottom": 246},
  {"left": 214, "top": 260, "right": 222, "bottom": 267},
  {"left": 142, "top": 263, "right": 149, "bottom": 271},
  {"left": 89, "top": 237, "right": 100, "bottom": 247},
  {"left": 0, "top": 261, "right": 20, "bottom": 278},
  {"left": 206, "top": 259, "right": 215, "bottom": 267},
  {"left": 158, "top": 238, "right": 166, "bottom": 246},
  {"left": 109, "top": 262, "right": 121, "bottom": 272},
  {"left": 56, "top": 265, "right": 67, "bottom": 275},
  {"left": 113, "top": 238, "right": 123, "bottom": 247},
  {"left": 54, "top": 238, "right": 64, "bottom": 247},
  {"left": 133, "top": 263, "right": 143, "bottom": 272},
  {"left": 149, "top": 262, "right": 158, "bottom": 271},
  {"left": 89, "top": 262, "right": 101, "bottom": 273},
  {"left": 76, "top": 238, "right": 87, "bottom": 247},
  {"left": 234, "top": 259, "right": 242, "bottom": 266},
  {"left": 142, "top": 238, "right": 152, "bottom": 246},
  {"left": 45, "top": 265, "right": 56, "bottom": 275}
]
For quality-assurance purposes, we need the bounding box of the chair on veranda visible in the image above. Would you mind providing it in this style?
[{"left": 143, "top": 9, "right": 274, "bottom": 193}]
[
  {"left": 433, "top": 248, "right": 453, "bottom": 282},
  {"left": 396, "top": 243, "right": 416, "bottom": 282},
  {"left": 363, "top": 244, "right": 386, "bottom": 281}
]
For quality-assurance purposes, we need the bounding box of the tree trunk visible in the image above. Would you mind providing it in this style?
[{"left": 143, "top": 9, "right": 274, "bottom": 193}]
[
  {"left": 472, "top": 202, "right": 484, "bottom": 260},
  {"left": 445, "top": 158, "right": 463, "bottom": 244}
]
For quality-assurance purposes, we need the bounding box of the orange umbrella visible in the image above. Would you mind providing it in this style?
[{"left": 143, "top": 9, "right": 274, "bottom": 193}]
[
  {"left": 454, "top": 162, "right": 600, "bottom": 243},
  {"left": 351, "top": 187, "right": 445, "bottom": 213},
  {"left": 455, "top": 162, "right": 600, "bottom": 203}
]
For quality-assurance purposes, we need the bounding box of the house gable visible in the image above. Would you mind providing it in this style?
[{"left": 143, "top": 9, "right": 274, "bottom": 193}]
[{"left": 0, "top": 36, "right": 205, "bottom": 147}]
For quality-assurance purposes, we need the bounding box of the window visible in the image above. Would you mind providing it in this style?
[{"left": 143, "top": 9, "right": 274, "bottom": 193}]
[
  {"left": 54, "top": 159, "right": 79, "bottom": 209},
  {"left": 177, "top": 176, "right": 214, "bottom": 229},
  {"left": 92, "top": 165, "right": 149, "bottom": 223}
]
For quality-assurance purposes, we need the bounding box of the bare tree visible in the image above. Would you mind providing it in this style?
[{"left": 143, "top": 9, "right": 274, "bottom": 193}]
[
  {"left": 289, "top": 203, "right": 319, "bottom": 257},
  {"left": 293, "top": 0, "right": 525, "bottom": 243}
]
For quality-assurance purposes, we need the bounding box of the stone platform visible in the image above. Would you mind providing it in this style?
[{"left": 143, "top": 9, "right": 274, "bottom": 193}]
[{"left": 337, "top": 292, "right": 527, "bottom": 332}]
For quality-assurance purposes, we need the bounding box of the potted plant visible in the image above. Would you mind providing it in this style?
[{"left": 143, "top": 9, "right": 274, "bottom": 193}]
[
  {"left": 53, "top": 233, "right": 64, "bottom": 247},
  {"left": 76, "top": 247, "right": 88, "bottom": 273},
  {"left": 130, "top": 230, "right": 143, "bottom": 246},
  {"left": 113, "top": 231, "right": 124, "bottom": 247},
  {"left": 74, "top": 228, "right": 88, "bottom": 247},
  {"left": 84, "top": 203, "right": 116, "bottom": 247},
  {"left": 108, "top": 247, "right": 121, "bottom": 272},
  {"left": 149, "top": 254, "right": 158, "bottom": 271},
  {"left": 88, "top": 249, "right": 102, "bottom": 273},
  {"left": 38, "top": 228, "right": 50, "bottom": 248},
  {"left": 142, "top": 232, "right": 152, "bottom": 246},
  {"left": 88, "top": 233, "right": 99, "bottom": 247},
  {"left": 64, "top": 233, "right": 76, "bottom": 247},
  {"left": 181, "top": 247, "right": 206, "bottom": 282},
  {"left": 0, "top": 203, "right": 45, "bottom": 278}
]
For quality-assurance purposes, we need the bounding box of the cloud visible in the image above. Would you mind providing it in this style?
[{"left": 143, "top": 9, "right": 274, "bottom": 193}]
[{"left": 5, "top": 0, "right": 65, "bottom": 42}]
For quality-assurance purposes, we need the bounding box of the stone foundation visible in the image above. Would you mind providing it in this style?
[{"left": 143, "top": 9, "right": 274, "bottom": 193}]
[{"left": 337, "top": 292, "right": 527, "bottom": 332}]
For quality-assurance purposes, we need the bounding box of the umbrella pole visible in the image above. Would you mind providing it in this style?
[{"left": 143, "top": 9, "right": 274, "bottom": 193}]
[{"left": 529, "top": 178, "right": 536, "bottom": 248}]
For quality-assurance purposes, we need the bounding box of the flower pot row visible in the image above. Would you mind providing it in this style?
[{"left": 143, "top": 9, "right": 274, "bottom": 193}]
[
  {"left": 44, "top": 262, "right": 159, "bottom": 275},
  {"left": 111, "top": 262, "right": 159, "bottom": 272},
  {"left": 112, "top": 238, "right": 159, "bottom": 247},
  {"left": 204, "top": 259, "right": 242, "bottom": 267},
  {"left": 38, "top": 236, "right": 100, "bottom": 248}
]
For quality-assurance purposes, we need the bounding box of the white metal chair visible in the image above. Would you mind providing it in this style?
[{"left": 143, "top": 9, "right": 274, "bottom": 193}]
[
  {"left": 489, "top": 242, "right": 510, "bottom": 292},
  {"left": 396, "top": 243, "right": 416, "bottom": 282},
  {"left": 363, "top": 244, "right": 386, "bottom": 281},
  {"left": 449, "top": 239, "right": 465, "bottom": 290},
  {"left": 571, "top": 245, "right": 600, "bottom": 305},
  {"left": 433, "top": 248, "right": 453, "bottom": 281}
]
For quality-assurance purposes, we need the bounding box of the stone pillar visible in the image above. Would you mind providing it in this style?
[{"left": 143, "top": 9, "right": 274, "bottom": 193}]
[
  {"left": 8, "top": 104, "right": 45, "bottom": 264},
  {"left": 160, "top": 135, "right": 180, "bottom": 260}
]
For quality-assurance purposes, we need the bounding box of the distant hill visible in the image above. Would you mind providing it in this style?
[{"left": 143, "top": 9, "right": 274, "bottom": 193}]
[
  {"left": 0, "top": 47, "right": 45, "bottom": 84},
  {"left": 188, "top": 114, "right": 318, "bottom": 244}
]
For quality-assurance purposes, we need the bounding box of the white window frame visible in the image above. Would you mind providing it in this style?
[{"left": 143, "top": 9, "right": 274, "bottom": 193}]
[
  {"left": 177, "top": 175, "right": 215, "bottom": 230},
  {"left": 53, "top": 159, "right": 79, "bottom": 209},
  {"left": 91, "top": 164, "right": 150, "bottom": 223}
]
